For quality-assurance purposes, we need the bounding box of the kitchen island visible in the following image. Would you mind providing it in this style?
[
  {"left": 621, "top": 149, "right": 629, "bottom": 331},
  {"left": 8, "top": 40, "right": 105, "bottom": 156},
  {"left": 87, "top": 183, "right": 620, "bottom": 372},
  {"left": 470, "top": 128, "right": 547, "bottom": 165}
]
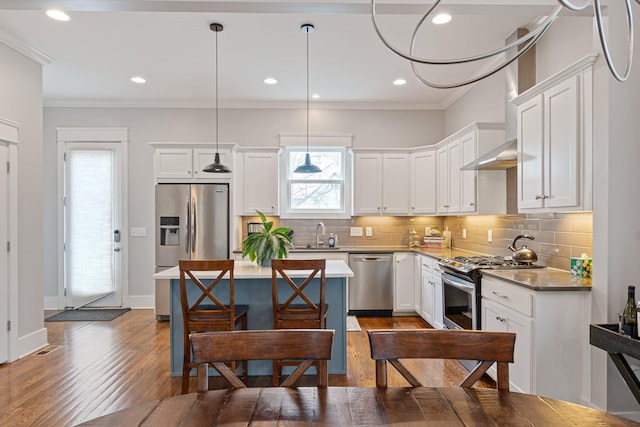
[{"left": 153, "top": 260, "right": 353, "bottom": 377}]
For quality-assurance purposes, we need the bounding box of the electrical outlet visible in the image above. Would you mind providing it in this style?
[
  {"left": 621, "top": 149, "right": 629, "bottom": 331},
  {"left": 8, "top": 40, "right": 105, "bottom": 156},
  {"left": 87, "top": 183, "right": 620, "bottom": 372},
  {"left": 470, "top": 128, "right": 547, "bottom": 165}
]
[
  {"left": 488, "top": 229, "right": 493, "bottom": 243},
  {"left": 462, "top": 228, "right": 467, "bottom": 239},
  {"left": 365, "top": 227, "right": 373, "bottom": 237},
  {"left": 350, "top": 227, "right": 363, "bottom": 237}
]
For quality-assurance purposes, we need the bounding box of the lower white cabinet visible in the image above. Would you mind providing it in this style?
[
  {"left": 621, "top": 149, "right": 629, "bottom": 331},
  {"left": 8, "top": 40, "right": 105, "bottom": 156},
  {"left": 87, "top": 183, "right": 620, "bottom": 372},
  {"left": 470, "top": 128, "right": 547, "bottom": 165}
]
[
  {"left": 419, "top": 255, "right": 444, "bottom": 329},
  {"left": 481, "top": 275, "right": 590, "bottom": 403},
  {"left": 393, "top": 252, "right": 415, "bottom": 312}
]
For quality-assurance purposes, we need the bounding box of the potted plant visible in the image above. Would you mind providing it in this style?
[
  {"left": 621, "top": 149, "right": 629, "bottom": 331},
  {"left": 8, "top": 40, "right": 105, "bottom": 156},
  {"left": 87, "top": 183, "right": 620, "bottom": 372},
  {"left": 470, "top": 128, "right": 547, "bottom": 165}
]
[{"left": 242, "top": 210, "right": 293, "bottom": 266}]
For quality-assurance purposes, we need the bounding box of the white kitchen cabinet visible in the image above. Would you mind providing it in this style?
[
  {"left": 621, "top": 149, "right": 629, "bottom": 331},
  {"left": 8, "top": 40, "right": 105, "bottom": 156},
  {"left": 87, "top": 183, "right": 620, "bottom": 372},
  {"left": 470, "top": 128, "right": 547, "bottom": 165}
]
[
  {"left": 153, "top": 146, "right": 232, "bottom": 181},
  {"left": 353, "top": 151, "right": 409, "bottom": 215},
  {"left": 409, "top": 149, "right": 436, "bottom": 215},
  {"left": 513, "top": 55, "right": 595, "bottom": 213},
  {"left": 481, "top": 274, "right": 590, "bottom": 403},
  {"left": 482, "top": 297, "right": 533, "bottom": 394},
  {"left": 436, "top": 140, "right": 460, "bottom": 214},
  {"left": 414, "top": 254, "right": 422, "bottom": 314},
  {"left": 436, "top": 123, "right": 506, "bottom": 215},
  {"left": 419, "top": 255, "right": 444, "bottom": 328},
  {"left": 239, "top": 149, "right": 279, "bottom": 215},
  {"left": 460, "top": 132, "right": 477, "bottom": 213},
  {"left": 393, "top": 252, "right": 415, "bottom": 312}
]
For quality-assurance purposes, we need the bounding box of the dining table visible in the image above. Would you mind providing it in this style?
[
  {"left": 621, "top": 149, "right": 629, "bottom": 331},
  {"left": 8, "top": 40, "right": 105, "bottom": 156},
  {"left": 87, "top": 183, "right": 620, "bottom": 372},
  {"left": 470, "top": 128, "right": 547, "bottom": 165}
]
[{"left": 76, "top": 386, "right": 638, "bottom": 426}]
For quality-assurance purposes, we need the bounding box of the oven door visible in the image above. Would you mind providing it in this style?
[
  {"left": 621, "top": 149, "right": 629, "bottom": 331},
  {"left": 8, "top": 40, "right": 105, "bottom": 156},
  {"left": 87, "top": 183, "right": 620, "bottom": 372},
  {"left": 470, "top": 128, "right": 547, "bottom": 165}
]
[{"left": 442, "top": 272, "right": 477, "bottom": 331}]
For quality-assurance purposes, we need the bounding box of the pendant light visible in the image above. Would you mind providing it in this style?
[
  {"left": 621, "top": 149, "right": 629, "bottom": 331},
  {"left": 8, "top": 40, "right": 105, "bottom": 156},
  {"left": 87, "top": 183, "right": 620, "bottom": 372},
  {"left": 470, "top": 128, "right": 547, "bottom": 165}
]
[
  {"left": 203, "top": 22, "right": 232, "bottom": 173},
  {"left": 294, "top": 23, "right": 322, "bottom": 174}
]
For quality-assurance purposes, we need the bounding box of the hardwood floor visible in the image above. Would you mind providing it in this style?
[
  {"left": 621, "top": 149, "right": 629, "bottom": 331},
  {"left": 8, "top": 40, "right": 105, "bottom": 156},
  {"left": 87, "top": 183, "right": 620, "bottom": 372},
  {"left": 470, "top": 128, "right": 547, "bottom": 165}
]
[{"left": 0, "top": 310, "right": 494, "bottom": 426}]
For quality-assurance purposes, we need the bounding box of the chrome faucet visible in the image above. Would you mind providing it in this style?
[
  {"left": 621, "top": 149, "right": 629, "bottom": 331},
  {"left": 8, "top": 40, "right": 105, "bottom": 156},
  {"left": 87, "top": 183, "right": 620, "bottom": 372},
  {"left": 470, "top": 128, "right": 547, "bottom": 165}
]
[{"left": 316, "top": 222, "right": 325, "bottom": 247}]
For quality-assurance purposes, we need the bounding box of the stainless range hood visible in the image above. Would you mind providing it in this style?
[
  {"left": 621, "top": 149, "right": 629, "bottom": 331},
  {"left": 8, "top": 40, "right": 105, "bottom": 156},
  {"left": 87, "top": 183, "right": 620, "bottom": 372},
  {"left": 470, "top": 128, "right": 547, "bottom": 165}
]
[
  {"left": 461, "top": 27, "right": 535, "bottom": 173},
  {"left": 461, "top": 139, "right": 517, "bottom": 170}
]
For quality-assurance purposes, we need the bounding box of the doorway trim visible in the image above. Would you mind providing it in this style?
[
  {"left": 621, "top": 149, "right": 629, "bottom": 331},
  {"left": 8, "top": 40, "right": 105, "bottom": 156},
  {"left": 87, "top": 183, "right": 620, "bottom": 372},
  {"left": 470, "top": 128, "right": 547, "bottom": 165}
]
[
  {"left": 0, "top": 118, "right": 18, "bottom": 363},
  {"left": 56, "top": 127, "right": 129, "bottom": 309}
]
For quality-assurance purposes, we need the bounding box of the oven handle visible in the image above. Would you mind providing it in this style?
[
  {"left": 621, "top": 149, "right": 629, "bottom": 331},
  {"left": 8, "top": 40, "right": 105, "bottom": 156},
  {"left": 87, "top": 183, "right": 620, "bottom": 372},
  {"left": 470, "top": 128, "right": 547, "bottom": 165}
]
[{"left": 442, "top": 273, "right": 475, "bottom": 293}]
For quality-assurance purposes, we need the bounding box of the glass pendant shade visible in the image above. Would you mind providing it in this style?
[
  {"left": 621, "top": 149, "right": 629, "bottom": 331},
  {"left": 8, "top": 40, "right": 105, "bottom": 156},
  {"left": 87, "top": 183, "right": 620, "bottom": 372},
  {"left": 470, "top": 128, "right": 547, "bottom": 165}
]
[{"left": 203, "top": 22, "right": 231, "bottom": 174}]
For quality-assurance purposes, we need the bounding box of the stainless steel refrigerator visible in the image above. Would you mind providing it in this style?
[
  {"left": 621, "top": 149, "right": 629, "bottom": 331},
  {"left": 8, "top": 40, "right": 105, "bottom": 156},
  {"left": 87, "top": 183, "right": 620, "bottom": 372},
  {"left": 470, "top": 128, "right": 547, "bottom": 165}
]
[{"left": 154, "top": 183, "right": 229, "bottom": 320}]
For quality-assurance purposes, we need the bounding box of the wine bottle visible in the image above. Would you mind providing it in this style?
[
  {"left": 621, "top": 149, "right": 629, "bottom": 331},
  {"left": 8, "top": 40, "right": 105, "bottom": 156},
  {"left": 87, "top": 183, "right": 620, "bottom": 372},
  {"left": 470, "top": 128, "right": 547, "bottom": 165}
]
[{"left": 621, "top": 285, "right": 637, "bottom": 338}]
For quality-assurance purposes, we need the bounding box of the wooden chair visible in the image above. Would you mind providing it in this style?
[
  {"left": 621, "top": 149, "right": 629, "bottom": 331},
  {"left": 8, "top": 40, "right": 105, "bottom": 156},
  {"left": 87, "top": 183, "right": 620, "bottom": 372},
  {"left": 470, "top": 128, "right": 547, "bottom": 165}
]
[
  {"left": 271, "top": 259, "right": 328, "bottom": 386},
  {"left": 190, "top": 329, "right": 335, "bottom": 390},
  {"left": 368, "top": 329, "right": 516, "bottom": 391},
  {"left": 179, "top": 259, "right": 249, "bottom": 394}
]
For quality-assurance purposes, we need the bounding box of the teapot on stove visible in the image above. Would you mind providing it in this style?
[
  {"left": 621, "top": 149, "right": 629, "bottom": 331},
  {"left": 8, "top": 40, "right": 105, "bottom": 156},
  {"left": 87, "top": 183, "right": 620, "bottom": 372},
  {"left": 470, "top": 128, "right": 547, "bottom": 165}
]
[{"left": 508, "top": 234, "right": 538, "bottom": 264}]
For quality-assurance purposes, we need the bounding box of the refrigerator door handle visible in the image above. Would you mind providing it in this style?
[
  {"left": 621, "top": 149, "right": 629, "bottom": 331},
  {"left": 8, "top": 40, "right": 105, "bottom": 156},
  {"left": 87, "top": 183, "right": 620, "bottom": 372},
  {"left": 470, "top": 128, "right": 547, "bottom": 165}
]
[
  {"left": 185, "top": 196, "right": 191, "bottom": 255},
  {"left": 192, "top": 197, "right": 197, "bottom": 254}
]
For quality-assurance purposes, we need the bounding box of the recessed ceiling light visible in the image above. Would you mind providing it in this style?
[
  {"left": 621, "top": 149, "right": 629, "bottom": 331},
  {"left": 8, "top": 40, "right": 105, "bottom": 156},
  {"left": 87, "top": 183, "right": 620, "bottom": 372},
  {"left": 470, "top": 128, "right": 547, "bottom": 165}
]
[
  {"left": 312, "top": 94, "right": 320, "bottom": 99},
  {"left": 46, "top": 10, "right": 70, "bottom": 21},
  {"left": 393, "top": 79, "right": 407, "bottom": 86},
  {"left": 131, "top": 76, "right": 146, "bottom": 84},
  {"left": 432, "top": 13, "right": 452, "bottom": 25},
  {"left": 264, "top": 78, "right": 278, "bottom": 85}
]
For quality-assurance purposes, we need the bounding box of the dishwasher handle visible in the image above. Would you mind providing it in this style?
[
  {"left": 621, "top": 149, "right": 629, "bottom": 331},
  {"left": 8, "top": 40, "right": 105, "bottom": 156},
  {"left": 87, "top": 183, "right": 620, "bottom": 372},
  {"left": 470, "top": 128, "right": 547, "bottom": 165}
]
[{"left": 350, "top": 254, "right": 392, "bottom": 263}]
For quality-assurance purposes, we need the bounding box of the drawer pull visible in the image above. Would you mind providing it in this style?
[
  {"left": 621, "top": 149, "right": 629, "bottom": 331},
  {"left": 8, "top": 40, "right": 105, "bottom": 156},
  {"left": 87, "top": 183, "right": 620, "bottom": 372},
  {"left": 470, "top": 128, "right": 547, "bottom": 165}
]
[
  {"left": 495, "top": 315, "right": 506, "bottom": 322},
  {"left": 492, "top": 291, "right": 509, "bottom": 299}
]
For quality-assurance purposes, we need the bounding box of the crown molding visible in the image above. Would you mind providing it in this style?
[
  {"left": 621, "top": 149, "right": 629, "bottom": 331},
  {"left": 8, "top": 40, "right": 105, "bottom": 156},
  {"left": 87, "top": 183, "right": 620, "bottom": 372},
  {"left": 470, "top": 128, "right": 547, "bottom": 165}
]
[{"left": 0, "top": 28, "right": 53, "bottom": 65}]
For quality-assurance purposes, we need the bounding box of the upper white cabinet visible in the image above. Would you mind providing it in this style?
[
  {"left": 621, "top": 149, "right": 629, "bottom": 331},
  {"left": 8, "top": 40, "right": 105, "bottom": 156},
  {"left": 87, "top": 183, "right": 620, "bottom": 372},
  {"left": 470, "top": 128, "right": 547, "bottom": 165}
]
[
  {"left": 437, "top": 123, "right": 507, "bottom": 215},
  {"left": 513, "top": 54, "right": 596, "bottom": 213},
  {"left": 410, "top": 149, "right": 436, "bottom": 215},
  {"left": 152, "top": 144, "right": 233, "bottom": 181},
  {"left": 238, "top": 149, "right": 280, "bottom": 215},
  {"left": 353, "top": 151, "right": 409, "bottom": 215},
  {"left": 436, "top": 139, "right": 461, "bottom": 214}
]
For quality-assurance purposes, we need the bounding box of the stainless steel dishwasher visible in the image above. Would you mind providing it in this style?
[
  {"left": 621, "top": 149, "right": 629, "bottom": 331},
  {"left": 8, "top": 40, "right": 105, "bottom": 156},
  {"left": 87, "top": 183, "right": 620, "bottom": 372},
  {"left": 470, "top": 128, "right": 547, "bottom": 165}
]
[{"left": 348, "top": 253, "right": 393, "bottom": 316}]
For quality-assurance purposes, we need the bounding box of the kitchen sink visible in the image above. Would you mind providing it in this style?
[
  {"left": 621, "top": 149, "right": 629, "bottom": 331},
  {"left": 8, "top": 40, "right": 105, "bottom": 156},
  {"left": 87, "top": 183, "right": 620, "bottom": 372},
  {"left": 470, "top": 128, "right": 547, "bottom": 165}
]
[{"left": 297, "top": 245, "right": 340, "bottom": 250}]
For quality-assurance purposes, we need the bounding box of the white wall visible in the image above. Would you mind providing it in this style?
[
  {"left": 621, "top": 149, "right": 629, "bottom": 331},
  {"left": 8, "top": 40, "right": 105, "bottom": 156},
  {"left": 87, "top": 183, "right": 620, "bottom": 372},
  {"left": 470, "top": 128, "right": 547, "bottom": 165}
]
[
  {"left": 0, "top": 42, "right": 47, "bottom": 358},
  {"left": 43, "top": 107, "right": 444, "bottom": 303},
  {"left": 444, "top": 71, "right": 505, "bottom": 136}
]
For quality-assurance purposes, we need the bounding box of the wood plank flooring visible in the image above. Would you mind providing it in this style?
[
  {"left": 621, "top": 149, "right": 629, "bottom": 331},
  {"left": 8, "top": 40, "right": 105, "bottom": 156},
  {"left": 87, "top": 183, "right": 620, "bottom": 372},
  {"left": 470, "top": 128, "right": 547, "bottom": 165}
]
[{"left": 0, "top": 310, "right": 493, "bottom": 426}]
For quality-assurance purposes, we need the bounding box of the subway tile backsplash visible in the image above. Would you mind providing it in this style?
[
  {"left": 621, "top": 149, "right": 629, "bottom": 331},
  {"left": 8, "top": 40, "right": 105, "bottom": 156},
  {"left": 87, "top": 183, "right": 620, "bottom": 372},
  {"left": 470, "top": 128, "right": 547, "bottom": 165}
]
[{"left": 240, "top": 212, "right": 592, "bottom": 272}]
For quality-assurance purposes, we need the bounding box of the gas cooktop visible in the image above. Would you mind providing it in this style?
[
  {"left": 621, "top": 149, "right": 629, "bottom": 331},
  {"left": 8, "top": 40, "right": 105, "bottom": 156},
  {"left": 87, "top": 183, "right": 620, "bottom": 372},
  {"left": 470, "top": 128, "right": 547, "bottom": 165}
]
[{"left": 439, "top": 255, "right": 545, "bottom": 273}]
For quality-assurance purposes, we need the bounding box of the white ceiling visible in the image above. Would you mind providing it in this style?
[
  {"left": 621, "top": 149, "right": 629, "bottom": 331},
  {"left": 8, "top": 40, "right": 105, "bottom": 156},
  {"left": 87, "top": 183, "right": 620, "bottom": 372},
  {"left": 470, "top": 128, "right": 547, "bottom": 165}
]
[{"left": 0, "top": 0, "right": 589, "bottom": 109}]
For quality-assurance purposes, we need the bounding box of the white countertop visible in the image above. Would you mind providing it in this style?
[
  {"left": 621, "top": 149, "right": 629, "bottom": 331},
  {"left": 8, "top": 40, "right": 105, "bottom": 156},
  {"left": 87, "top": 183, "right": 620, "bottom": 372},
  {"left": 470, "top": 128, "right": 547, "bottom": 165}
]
[{"left": 153, "top": 259, "right": 354, "bottom": 280}]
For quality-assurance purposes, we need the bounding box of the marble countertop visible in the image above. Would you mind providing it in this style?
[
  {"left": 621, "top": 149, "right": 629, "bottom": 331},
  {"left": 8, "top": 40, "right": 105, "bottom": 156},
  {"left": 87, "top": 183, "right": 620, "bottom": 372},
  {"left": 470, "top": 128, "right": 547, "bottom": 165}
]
[
  {"left": 233, "top": 246, "right": 481, "bottom": 259},
  {"left": 153, "top": 259, "right": 354, "bottom": 280},
  {"left": 481, "top": 268, "right": 592, "bottom": 291}
]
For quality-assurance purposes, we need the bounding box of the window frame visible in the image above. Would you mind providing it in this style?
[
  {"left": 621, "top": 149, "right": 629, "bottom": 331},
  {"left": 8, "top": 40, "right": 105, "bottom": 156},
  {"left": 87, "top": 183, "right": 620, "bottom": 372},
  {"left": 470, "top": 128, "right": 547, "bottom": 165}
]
[{"left": 279, "top": 135, "right": 352, "bottom": 219}]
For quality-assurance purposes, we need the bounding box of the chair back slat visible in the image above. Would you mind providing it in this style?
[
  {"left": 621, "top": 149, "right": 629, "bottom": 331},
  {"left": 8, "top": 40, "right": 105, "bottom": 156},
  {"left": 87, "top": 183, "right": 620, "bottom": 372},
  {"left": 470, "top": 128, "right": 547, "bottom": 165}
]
[
  {"left": 368, "top": 329, "right": 515, "bottom": 390},
  {"left": 190, "top": 329, "right": 335, "bottom": 390}
]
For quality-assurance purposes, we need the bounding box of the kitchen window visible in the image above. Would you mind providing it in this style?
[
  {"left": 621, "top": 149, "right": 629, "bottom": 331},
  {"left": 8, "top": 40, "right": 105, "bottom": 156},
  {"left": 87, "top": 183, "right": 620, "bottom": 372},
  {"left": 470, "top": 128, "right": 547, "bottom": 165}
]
[{"left": 280, "top": 146, "right": 352, "bottom": 218}]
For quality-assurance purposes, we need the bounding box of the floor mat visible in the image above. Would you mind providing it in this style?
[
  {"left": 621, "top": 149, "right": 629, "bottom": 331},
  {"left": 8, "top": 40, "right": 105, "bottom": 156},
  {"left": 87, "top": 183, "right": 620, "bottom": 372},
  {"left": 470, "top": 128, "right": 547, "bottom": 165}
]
[
  {"left": 45, "top": 308, "right": 131, "bottom": 322},
  {"left": 347, "top": 315, "right": 362, "bottom": 332}
]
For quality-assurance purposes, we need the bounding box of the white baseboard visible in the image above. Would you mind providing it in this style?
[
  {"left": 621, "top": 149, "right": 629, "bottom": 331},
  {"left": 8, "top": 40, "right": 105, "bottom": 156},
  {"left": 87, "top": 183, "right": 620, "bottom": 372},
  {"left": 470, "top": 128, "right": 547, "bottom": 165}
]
[
  {"left": 43, "top": 296, "right": 60, "bottom": 310},
  {"left": 129, "top": 294, "right": 153, "bottom": 310},
  {"left": 13, "top": 327, "right": 48, "bottom": 361}
]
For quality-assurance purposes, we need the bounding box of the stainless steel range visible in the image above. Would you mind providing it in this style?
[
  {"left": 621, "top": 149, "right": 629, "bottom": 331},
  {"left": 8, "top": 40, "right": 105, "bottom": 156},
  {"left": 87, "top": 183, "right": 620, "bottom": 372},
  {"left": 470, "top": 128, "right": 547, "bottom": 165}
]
[
  {"left": 437, "top": 255, "right": 544, "bottom": 371},
  {"left": 438, "top": 255, "right": 544, "bottom": 330}
]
